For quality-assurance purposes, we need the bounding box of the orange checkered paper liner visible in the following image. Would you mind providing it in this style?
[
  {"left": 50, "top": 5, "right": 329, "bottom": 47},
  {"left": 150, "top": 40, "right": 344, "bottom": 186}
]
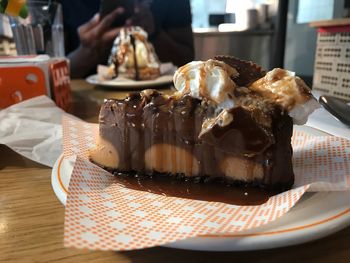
[{"left": 62, "top": 116, "right": 350, "bottom": 250}]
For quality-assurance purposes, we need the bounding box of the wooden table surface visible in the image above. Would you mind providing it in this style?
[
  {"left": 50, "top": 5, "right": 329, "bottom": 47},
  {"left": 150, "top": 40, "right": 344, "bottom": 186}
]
[{"left": 1, "top": 80, "right": 350, "bottom": 263}]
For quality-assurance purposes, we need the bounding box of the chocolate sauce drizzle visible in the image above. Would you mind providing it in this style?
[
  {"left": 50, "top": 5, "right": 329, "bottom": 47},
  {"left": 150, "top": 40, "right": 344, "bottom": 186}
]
[{"left": 130, "top": 35, "right": 140, "bottom": 81}]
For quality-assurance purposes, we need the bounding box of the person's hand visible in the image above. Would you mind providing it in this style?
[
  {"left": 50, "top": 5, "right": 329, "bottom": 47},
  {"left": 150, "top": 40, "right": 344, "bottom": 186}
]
[
  {"left": 77, "top": 8, "right": 125, "bottom": 62},
  {"left": 126, "top": 2, "right": 155, "bottom": 36}
]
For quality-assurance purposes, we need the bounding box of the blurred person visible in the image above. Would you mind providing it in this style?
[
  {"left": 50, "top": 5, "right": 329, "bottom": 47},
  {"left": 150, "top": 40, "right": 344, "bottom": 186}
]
[
  {"left": 59, "top": 0, "right": 194, "bottom": 78},
  {"left": 0, "top": 14, "right": 16, "bottom": 56}
]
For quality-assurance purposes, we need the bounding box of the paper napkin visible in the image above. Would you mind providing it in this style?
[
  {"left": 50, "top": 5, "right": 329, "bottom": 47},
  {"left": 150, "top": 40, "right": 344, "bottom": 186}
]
[
  {"left": 61, "top": 116, "right": 350, "bottom": 250},
  {"left": 0, "top": 96, "right": 76, "bottom": 167}
]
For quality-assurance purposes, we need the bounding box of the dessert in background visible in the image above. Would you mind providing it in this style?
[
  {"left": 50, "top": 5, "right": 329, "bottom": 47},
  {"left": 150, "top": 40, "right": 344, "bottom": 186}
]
[
  {"left": 98, "top": 26, "right": 161, "bottom": 81},
  {"left": 90, "top": 56, "right": 319, "bottom": 191}
]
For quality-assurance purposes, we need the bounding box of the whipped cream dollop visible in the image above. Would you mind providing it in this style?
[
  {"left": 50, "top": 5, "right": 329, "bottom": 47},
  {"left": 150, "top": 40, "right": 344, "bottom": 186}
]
[
  {"left": 173, "top": 60, "right": 318, "bottom": 126},
  {"left": 249, "top": 68, "right": 319, "bottom": 124},
  {"left": 173, "top": 59, "right": 238, "bottom": 109}
]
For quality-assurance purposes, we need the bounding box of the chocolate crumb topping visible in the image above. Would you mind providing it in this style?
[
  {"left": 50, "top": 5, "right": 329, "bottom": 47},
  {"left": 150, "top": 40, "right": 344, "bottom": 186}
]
[{"left": 215, "top": 55, "right": 266, "bottom": 86}]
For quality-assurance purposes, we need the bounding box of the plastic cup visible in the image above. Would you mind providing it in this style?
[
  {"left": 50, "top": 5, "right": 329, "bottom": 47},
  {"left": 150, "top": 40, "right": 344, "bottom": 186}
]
[{"left": 10, "top": 1, "right": 65, "bottom": 57}]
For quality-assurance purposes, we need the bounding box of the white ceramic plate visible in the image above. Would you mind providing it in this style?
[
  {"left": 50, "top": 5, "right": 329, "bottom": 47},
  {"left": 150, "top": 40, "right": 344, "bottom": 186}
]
[
  {"left": 86, "top": 74, "right": 173, "bottom": 89},
  {"left": 51, "top": 125, "right": 350, "bottom": 251}
]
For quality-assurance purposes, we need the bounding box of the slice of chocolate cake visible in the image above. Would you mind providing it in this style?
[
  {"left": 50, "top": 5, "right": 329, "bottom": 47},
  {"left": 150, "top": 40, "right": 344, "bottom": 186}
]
[{"left": 90, "top": 57, "right": 319, "bottom": 190}]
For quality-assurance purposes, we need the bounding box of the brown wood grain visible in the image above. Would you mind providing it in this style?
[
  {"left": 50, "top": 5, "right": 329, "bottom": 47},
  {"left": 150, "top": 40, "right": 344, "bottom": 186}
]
[{"left": 1, "top": 80, "right": 350, "bottom": 262}]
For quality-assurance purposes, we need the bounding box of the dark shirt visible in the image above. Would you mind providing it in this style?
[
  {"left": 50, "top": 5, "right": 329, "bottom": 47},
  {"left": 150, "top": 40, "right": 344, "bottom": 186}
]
[{"left": 59, "top": 0, "right": 192, "bottom": 54}]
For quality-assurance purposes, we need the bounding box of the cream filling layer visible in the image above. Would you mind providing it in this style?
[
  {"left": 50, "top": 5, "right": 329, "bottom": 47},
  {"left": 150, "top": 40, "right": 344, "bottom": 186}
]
[
  {"left": 89, "top": 135, "right": 119, "bottom": 169},
  {"left": 220, "top": 157, "right": 263, "bottom": 182},
  {"left": 90, "top": 139, "right": 263, "bottom": 182},
  {"left": 144, "top": 144, "right": 199, "bottom": 176}
]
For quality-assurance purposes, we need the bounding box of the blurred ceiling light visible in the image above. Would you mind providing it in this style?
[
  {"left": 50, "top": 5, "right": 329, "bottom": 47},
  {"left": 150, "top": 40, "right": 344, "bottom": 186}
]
[
  {"left": 225, "top": 0, "right": 235, "bottom": 13},
  {"left": 218, "top": 23, "right": 247, "bottom": 32},
  {"left": 224, "top": 0, "right": 259, "bottom": 31},
  {"left": 226, "top": 0, "right": 255, "bottom": 13}
]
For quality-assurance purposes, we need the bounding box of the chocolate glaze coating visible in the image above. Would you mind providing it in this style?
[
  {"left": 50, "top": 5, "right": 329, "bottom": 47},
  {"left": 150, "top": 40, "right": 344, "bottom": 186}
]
[{"left": 98, "top": 90, "right": 294, "bottom": 190}]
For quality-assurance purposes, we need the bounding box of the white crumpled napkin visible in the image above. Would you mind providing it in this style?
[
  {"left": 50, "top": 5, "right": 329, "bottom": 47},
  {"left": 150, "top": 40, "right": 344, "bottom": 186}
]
[
  {"left": 0, "top": 96, "right": 75, "bottom": 167},
  {"left": 306, "top": 107, "right": 350, "bottom": 140},
  {"left": 306, "top": 91, "right": 350, "bottom": 140}
]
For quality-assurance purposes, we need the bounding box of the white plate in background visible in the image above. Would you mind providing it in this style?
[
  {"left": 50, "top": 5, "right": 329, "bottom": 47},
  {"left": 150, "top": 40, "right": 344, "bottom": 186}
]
[{"left": 86, "top": 74, "right": 174, "bottom": 89}]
